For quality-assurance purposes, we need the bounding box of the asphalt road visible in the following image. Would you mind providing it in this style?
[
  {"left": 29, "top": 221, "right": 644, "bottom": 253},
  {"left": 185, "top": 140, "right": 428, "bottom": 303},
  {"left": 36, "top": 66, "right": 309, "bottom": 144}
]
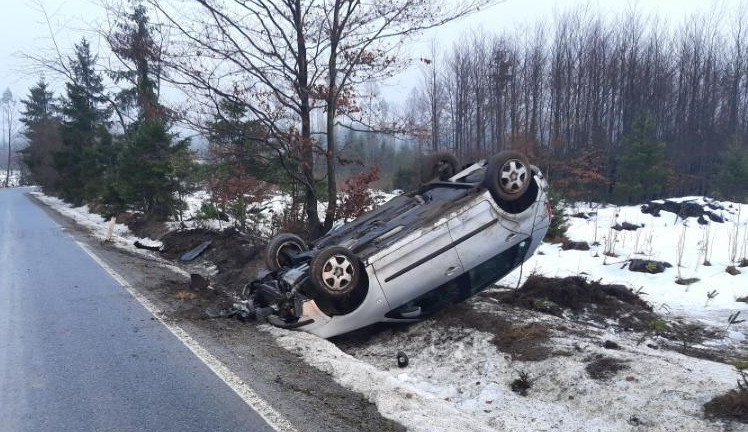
[{"left": 0, "top": 188, "right": 275, "bottom": 432}]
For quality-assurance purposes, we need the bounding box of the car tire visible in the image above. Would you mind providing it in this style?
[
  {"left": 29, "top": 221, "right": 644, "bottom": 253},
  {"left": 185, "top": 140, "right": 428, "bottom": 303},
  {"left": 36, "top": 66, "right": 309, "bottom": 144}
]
[
  {"left": 309, "top": 246, "right": 361, "bottom": 298},
  {"left": 266, "top": 233, "right": 308, "bottom": 271},
  {"left": 420, "top": 152, "right": 459, "bottom": 183},
  {"left": 483, "top": 151, "right": 531, "bottom": 202}
]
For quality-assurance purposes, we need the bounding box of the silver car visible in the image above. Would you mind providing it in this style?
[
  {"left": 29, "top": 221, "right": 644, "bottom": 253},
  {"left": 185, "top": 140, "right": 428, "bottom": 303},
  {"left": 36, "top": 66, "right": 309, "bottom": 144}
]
[{"left": 250, "top": 151, "right": 551, "bottom": 338}]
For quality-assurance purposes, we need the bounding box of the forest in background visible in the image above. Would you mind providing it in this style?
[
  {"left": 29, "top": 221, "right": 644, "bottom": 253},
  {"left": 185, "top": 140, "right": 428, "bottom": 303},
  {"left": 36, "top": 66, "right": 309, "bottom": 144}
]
[
  {"left": 403, "top": 9, "right": 748, "bottom": 203},
  {"left": 6, "top": 1, "right": 748, "bottom": 239}
]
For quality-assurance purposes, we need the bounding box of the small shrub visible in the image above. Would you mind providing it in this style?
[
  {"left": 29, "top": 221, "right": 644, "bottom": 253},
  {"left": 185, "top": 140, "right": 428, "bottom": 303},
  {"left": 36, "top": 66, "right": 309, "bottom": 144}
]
[
  {"left": 195, "top": 201, "right": 222, "bottom": 220},
  {"left": 705, "top": 290, "right": 719, "bottom": 307},
  {"left": 648, "top": 318, "right": 670, "bottom": 335},
  {"left": 510, "top": 371, "right": 532, "bottom": 396},
  {"left": 543, "top": 190, "right": 569, "bottom": 242},
  {"left": 670, "top": 322, "right": 703, "bottom": 353},
  {"left": 727, "top": 312, "right": 746, "bottom": 330},
  {"left": 336, "top": 167, "right": 380, "bottom": 221}
]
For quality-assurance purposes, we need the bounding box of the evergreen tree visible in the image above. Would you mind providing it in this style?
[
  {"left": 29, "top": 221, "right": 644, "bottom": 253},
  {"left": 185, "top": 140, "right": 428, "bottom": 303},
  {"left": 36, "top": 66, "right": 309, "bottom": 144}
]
[
  {"left": 108, "top": 2, "right": 193, "bottom": 220},
  {"left": 716, "top": 140, "right": 748, "bottom": 202},
  {"left": 118, "top": 121, "right": 189, "bottom": 220},
  {"left": 613, "top": 112, "right": 668, "bottom": 204},
  {"left": 55, "top": 39, "right": 113, "bottom": 205},
  {"left": 108, "top": 1, "right": 161, "bottom": 122},
  {"left": 19, "top": 78, "right": 62, "bottom": 191},
  {"left": 543, "top": 190, "right": 569, "bottom": 242}
]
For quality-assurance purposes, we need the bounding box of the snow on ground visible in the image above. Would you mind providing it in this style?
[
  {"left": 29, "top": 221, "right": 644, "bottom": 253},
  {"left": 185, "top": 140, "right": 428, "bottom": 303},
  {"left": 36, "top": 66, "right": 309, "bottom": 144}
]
[
  {"left": 508, "top": 198, "right": 747, "bottom": 326},
  {"left": 35, "top": 188, "right": 748, "bottom": 432},
  {"left": 270, "top": 323, "right": 739, "bottom": 432},
  {"left": 32, "top": 191, "right": 157, "bottom": 252},
  {"left": 2, "top": 170, "right": 22, "bottom": 188}
]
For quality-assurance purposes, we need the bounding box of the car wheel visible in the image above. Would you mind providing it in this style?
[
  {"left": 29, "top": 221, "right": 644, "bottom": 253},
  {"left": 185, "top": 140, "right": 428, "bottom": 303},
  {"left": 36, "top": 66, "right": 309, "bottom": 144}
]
[
  {"left": 309, "top": 246, "right": 361, "bottom": 298},
  {"left": 420, "top": 152, "right": 459, "bottom": 183},
  {"left": 483, "top": 151, "right": 531, "bottom": 202},
  {"left": 266, "top": 233, "right": 308, "bottom": 271}
]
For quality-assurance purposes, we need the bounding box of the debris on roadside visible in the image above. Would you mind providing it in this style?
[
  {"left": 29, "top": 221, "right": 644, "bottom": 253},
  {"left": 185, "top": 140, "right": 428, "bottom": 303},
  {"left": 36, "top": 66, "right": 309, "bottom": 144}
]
[
  {"left": 180, "top": 240, "right": 212, "bottom": 261},
  {"left": 134, "top": 240, "right": 163, "bottom": 251}
]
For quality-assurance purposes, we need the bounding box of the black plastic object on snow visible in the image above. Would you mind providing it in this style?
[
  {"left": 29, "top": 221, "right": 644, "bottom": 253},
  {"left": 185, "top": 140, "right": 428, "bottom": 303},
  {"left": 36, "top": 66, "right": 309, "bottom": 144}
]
[
  {"left": 397, "top": 351, "right": 409, "bottom": 368},
  {"left": 180, "top": 240, "right": 212, "bottom": 261}
]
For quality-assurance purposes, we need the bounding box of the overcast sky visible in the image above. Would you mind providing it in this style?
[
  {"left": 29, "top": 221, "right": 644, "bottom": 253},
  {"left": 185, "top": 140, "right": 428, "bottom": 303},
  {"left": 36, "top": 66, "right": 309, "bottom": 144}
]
[{"left": 0, "top": 0, "right": 743, "bottom": 105}]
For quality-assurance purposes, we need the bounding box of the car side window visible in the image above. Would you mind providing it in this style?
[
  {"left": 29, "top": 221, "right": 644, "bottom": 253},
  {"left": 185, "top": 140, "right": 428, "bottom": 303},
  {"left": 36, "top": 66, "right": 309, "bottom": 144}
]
[{"left": 467, "top": 239, "right": 530, "bottom": 294}]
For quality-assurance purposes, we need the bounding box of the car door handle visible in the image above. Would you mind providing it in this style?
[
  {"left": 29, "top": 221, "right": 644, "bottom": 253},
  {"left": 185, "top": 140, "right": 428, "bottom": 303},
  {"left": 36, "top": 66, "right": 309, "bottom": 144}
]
[{"left": 445, "top": 266, "right": 459, "bottom": 277}]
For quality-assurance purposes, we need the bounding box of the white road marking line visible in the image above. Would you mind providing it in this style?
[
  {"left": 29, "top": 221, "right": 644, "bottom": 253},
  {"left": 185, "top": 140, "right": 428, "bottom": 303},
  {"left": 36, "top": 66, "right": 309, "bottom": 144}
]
[{"left": 75, "top": 241, "right": 297, "bottom": 432}]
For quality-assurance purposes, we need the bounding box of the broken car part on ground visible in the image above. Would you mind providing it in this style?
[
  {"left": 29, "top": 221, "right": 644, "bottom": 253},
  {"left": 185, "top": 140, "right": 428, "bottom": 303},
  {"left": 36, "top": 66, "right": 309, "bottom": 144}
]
[{"left": 242, "top": 151, "right": 551, "bottom": 338}]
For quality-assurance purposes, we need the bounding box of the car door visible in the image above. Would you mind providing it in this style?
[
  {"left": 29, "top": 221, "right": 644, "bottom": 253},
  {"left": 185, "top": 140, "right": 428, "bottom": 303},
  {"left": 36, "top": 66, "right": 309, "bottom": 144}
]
[
  {"left": 447, "top": 200, "right": 510, "bottom": 268},
  {"left": 447, "top": 199, "right": 530, "bottom": 293},
  {"left": 371, "top": 220, "right": 463, "bottom": 310}
]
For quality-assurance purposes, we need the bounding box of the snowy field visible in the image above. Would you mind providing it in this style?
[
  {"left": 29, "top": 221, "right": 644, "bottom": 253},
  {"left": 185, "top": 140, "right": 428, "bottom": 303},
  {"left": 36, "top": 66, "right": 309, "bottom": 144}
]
[{"left": 32, "top": 189, "right": 748, "bottom": 431}]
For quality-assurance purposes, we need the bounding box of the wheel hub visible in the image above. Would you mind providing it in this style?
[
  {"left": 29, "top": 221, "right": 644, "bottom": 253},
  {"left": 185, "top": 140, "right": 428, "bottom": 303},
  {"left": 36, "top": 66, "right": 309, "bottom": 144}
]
[
  {"left": 500, "top": 160, "right": 528, "bottom": 193},
  {"left": 322, "top": 255, "right": 353, "bottom": 291}
]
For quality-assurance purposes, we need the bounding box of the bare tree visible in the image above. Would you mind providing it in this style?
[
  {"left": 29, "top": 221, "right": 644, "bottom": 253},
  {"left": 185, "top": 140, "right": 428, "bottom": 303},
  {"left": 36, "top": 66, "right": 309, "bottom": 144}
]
[
  {"left": 420, "top": 40, "right": 446, "bottom": 152},
  {"left": 2, "top": 89, "right": 18, "bottom": 188},
  {"left": 415, "top": 4, "right": 748, "bottom": 201},
  {"left": 145, "top": 0, "right": 501, "bottom": 237}
]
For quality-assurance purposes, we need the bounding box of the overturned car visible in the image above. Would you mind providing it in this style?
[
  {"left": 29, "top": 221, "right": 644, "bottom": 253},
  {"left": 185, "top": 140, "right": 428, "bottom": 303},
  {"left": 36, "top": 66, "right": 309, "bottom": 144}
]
[{"left": 249, "top": 151, "right": 551, "bottom": 338}]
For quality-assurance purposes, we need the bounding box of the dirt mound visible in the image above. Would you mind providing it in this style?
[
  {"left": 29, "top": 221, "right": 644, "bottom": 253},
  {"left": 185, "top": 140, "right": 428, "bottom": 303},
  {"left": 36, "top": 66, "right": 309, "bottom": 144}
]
[
  {"left": 498, "top": 275, "right": 657, "bottom": 332},
  {"left": 160, "top": 228, "right": 263, "bottom": 291}
]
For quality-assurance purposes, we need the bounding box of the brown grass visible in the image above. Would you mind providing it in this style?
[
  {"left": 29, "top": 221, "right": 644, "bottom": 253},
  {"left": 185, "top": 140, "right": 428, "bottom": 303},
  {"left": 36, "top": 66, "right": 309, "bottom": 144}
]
[
  {"left": 435, "top": 303, "right": 552, "bottom": 361},
  {"left": 704, "top": 391, "right": 748, "bottom": 423},
  {"left": 174, "top": 290, "right": 198, "bottom": 300},
  {"left": 585, "top": 356, "right": 629, "bottom": 380}
]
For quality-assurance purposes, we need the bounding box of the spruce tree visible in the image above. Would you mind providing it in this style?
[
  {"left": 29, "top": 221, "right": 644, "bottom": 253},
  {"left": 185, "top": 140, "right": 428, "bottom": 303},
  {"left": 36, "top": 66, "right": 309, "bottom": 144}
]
[
  {"left": 55, "top": 39, "right": 113, "bottom": 205},
  {"left": 19, "top": 78, "right": 62, "bottom": 191},
  {"left": 108, "top": 2, "right": 193, "bottom": 220},
  {"left": 614, "top": 112, "right": 668, "bottom": 204},
  {"left": 716, "top": 140, "right": 748, "bottom": 202}
]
